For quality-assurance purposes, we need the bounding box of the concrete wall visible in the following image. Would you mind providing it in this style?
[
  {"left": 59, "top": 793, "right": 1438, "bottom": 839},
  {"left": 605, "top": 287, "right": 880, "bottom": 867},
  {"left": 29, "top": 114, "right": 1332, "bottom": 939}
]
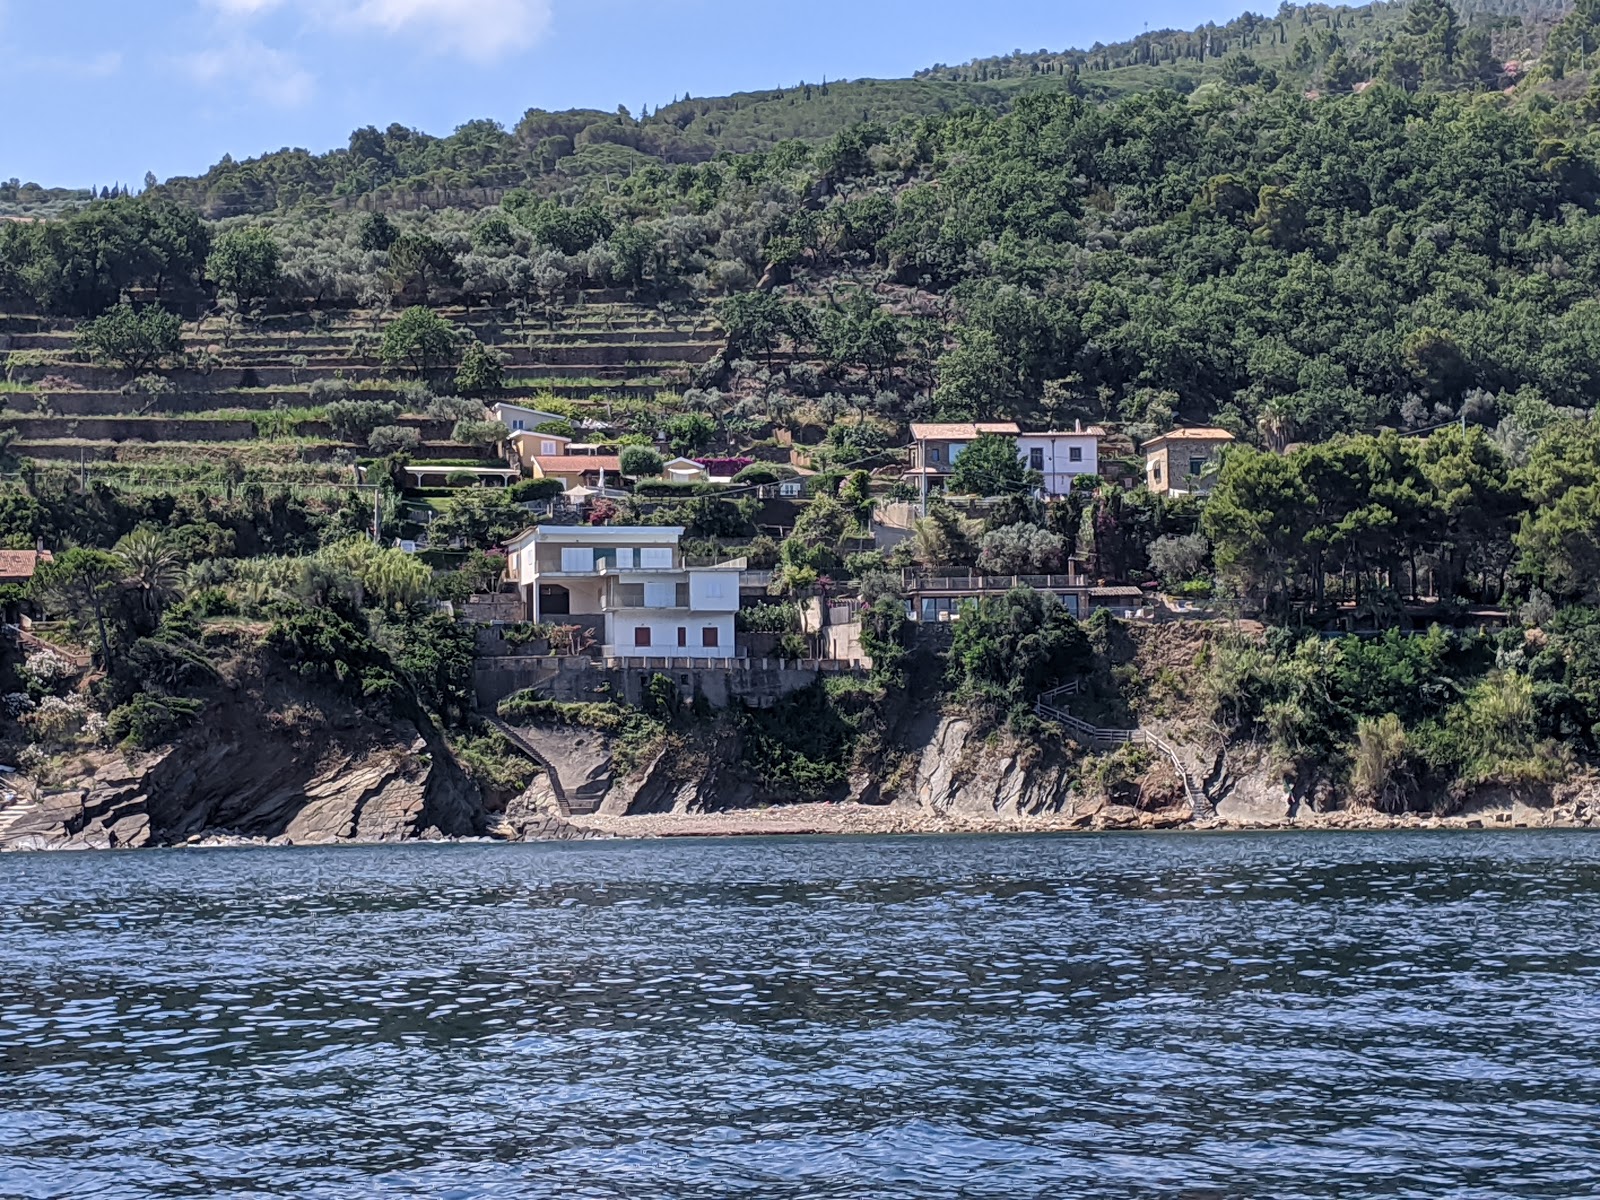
[{"left": 475, "top": 655, "right": 857, "bottom": 710}]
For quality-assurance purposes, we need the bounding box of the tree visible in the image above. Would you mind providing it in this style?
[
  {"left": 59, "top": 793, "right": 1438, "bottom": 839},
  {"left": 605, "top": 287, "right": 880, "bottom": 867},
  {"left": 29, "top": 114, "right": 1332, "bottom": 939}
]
[
  {"left": 76, "top": 303, "right": 183, "bottom": 374},
  {"left": 368, "top": 425, "right": 420, "bottom": 455},
  {"left": 389, "top": 231, "right": 461, "bottom": 302},
  {"left": 619, "top": 446, "right": 665, "bottom": 477},
  {"left": 357, "top": 212, "right": 399, "bottom": 252},
  {"left": 933, "top": 331, "right": 1013, "bottom": 420},
  {"left": 394, "top": 612, "right": 477, "bottom": 727},
  {"left": 948, "top": 434, "right": 1028, "bottom": 497},
  {"left": 325, "top": 400, "right": 400, "bottom": 443},
  {"left": 381, "top": 306, "right": 459, "bottom": 377},
  {"left": 977, "top": 523, "right": 1066, "bottom": 575},
  {"left": 115, "top": 528, "right": 183, "bottom": 620},
  {"left": 451, "top": 419, "right": 506, "bottom": 448},
  {"left": 32, "top": 548, "right": 124, "bottom": 670},
  {"left": 454, "top": 339, "right": 505, "bottom": 397},
  {"left": 1147, "top": 533, "right": 1209, "bottom": 587},
  {"left": 206, "top": 227, "right": 281, "bottom": 309},
  {"left": 717, "top": 291, "right": 789, "bottom": 365},
  {"left": 946, "top": 588, "right": 1092, "bottom": 721},
  {"left": 662, "top": 412, "right": 716, "bottom": 455}
]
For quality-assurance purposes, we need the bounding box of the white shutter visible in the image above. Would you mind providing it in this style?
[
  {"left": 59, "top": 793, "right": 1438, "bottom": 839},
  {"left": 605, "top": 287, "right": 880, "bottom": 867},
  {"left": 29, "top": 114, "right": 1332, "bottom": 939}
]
[{"left": 560, "top": 548, "right": 594, "bottom": 573}]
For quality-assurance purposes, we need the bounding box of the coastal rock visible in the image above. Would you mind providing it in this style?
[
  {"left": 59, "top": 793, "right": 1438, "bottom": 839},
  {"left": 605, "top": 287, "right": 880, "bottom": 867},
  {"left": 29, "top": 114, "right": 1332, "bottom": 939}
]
[
  {"left": 902, "top": 714, "right": 1082, "bottom": 817},
  {"left": 0, "top": 657, "right": 488, "bottom": 852}
]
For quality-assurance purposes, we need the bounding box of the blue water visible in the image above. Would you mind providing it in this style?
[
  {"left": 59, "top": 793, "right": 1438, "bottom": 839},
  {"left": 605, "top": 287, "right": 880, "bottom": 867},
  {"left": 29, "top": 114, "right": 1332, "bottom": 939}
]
[{"left": 2, "top": 831, "right": 1599, "bottom": 1198}]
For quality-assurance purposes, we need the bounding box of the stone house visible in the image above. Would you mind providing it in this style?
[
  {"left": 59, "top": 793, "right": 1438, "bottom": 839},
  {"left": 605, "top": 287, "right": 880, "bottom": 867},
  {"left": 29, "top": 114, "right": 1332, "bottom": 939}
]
[{"left": 1143, "top": 428, "right": 1237, "bottom": 495}]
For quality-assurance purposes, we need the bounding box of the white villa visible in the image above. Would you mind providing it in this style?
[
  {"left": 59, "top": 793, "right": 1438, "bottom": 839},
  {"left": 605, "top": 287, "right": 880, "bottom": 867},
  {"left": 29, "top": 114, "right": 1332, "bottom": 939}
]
[
  {"left": 1016, "top": 422, "right": 1104, "bottom": 496},
  {"left": 503, "top": 525, "right": 741, "bottom": 658}
]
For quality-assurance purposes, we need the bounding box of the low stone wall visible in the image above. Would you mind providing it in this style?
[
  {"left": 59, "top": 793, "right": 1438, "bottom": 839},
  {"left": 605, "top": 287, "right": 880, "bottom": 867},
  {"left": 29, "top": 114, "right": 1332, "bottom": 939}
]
[
  {"left": 475, "top": 655, "right": 857, "bottom": 711},
  {"left": 1, "top": 416, "right": 259, "bottom": 442}
]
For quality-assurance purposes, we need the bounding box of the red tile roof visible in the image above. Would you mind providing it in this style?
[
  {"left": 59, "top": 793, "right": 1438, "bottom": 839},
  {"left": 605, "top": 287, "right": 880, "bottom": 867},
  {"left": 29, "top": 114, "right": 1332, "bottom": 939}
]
[
  {"left": 0, "top": 550, "right": 50, "bottom": 583},
  {"left": 534, "top": 455, "right": 622, "bottom": 474},
  {"left": 909, "top": 422, "right": 1021, "bottom": 440}
]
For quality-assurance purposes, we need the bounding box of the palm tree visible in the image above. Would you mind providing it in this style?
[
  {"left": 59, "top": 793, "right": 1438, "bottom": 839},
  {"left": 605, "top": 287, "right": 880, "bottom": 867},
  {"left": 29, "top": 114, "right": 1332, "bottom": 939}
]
[{"left": 115, "top": 528, "right": 183, "bottom": 619}]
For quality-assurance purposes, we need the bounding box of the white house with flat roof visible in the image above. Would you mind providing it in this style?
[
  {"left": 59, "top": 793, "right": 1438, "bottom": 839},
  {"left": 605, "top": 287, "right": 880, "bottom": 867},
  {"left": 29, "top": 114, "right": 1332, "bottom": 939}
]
[{"left": 503, "top": 525, "right": 741, "bottom": 658}]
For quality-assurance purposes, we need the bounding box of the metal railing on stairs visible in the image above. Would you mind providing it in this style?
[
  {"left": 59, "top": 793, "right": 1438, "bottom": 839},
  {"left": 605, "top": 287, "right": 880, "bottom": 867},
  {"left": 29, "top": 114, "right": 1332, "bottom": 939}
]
[{"left": 1034, "top": 681, "right": 1215, "bottom": 821}]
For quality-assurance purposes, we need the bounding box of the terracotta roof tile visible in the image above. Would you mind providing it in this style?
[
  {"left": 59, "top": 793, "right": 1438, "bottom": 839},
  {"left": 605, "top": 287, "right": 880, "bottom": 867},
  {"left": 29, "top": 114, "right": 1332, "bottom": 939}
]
[{"left": 535, "top": 455, "right": 622, "bottom": 473}]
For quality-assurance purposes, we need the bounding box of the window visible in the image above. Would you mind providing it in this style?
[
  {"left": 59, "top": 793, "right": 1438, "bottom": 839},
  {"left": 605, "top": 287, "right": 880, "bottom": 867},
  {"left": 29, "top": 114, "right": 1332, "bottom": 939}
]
[
  {"left": 702, "top": 626, "right": 720, "bottom": 648},
  {"left": 640, "top": 547, "right": 673, "bottom": 569},
  {"left": 512, "top": 419, "right": 525, "bottom": 431},
  {"left": 560, "top": 547, "right": 595, "bottom": 573},
  {"left": 634, "top": 626, "right": 652, "bottom": 648},
  {"left": 1029, "top": 448, "right": 1044, "bottom": 470},
  {"left": 643, "top": 582, "right": 676, "bottom": 608},
  {"left": 541, "top": 440, "right": 558, "bottom": 455},
  {"left": 1153, "top": 463, "right": 1163, "bottom": 483},
  {"left": 615, "top": 548, "right": 635, "bottom": 570},
  {"left": 930, "top": 446, "right": 943, "bottom": 465},
  {"left": 677, "top": 627, "right": 687, "bottom": 647},
  {"left": 1068, "top": 446, "right": 1083, "bottom": 463},
  {"left": 1190, "top": 457, "right": 1207, "bottom": 478}
]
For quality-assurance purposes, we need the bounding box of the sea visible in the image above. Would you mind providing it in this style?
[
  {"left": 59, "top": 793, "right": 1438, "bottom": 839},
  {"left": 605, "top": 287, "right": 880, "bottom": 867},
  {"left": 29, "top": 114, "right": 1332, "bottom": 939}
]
[{"left": 2, "top": 830, "right": 1598, "bottom": 1198}]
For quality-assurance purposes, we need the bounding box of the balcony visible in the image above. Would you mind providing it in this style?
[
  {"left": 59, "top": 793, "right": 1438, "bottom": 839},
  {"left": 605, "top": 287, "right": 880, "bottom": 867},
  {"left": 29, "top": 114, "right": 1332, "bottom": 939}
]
[{"left": 902, "top": 572, "right": 1090, "bottom": 594}]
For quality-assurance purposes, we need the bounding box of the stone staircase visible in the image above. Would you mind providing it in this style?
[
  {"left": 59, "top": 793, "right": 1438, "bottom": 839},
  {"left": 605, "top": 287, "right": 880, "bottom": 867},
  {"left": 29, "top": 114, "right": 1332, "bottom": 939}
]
[
  {"left": 485, "top": 719, "right": 605, "bottom": 817},
  {"left": 1035, "top": 681, "right": 1215, "bottom": 821}
]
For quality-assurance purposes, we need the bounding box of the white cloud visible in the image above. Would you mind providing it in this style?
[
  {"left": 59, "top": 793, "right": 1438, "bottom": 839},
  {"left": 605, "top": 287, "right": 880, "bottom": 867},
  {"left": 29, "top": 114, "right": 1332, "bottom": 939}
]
[
  {"left": 182, "top": 39, "right": 315, "bottom": 108},
  {"left": 204, "top": 0, "right": 553, "bottom": 61}
]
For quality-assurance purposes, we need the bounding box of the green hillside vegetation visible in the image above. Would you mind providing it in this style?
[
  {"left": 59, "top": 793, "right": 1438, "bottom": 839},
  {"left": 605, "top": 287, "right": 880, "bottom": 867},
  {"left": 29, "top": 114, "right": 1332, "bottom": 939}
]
[{"left": 0, "top": 0, "right": 1544, "bottom": 220}]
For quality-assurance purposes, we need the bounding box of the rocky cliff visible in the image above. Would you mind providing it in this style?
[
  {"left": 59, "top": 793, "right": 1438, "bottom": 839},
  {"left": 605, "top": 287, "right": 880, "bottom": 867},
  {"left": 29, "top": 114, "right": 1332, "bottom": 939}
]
[{"left": 0, "top": 651, "right": 489, "bottom": 851}]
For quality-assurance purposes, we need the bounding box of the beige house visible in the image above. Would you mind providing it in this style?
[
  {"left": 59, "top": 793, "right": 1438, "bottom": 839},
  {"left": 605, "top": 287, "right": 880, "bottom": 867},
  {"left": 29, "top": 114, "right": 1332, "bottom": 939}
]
[
  {"left": 528, "top": 455, "right": 623, "bottom": 492},
  {"left": 1144, "top": 428, "right": 1236, "bottom": 495},
  {"left": 906, "top": 422, "right": 1021, "bottom": 505}
]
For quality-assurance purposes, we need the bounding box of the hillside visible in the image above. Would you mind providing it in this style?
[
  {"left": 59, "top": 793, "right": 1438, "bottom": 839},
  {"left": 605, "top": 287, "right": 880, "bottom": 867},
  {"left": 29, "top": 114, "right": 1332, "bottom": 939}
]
[{"left": 12, "top": 0, "right": 1549, "bottom": 219}]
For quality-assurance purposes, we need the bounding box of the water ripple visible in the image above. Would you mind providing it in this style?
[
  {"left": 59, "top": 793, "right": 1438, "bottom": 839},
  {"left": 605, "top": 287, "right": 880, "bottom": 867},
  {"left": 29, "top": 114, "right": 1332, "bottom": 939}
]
[{"left": 1, "top": 831, "right": 1599, "bottom": 1197}]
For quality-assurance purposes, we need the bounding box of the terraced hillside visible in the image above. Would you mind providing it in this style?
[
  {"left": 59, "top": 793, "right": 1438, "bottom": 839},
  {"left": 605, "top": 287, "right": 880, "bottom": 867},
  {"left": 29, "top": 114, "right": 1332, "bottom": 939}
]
[{"left": 0, "top": 294, "right": 723, "bottom": 504}]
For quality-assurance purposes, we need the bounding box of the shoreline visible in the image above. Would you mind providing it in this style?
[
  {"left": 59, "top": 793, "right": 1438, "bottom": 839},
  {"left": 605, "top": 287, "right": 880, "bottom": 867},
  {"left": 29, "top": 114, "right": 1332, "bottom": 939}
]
[{"left": 4, "top": 798, "right": 1595, "bottom": 853}]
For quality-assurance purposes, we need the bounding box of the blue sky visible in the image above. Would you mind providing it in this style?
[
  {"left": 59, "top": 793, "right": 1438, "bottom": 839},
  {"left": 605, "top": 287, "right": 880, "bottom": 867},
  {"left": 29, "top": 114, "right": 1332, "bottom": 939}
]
[{"left": 1, "top": 0, "right": 1247, "bottom": 189}]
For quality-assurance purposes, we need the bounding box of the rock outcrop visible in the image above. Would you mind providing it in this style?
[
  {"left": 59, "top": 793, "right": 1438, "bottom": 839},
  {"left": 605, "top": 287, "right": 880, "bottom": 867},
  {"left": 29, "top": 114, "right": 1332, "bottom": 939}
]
[{"left": 0, "top": 654, "right": 489, "bottom": 851}]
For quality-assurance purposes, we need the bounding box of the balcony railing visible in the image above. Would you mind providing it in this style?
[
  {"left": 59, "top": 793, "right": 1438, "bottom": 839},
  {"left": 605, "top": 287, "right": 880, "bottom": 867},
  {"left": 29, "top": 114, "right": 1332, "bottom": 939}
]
[{"left": 903, "top": 572, "right": 1090, "bottom": 593}]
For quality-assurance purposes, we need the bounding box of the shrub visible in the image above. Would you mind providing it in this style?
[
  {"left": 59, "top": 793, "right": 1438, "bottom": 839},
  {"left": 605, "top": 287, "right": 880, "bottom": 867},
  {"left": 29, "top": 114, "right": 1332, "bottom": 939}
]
[
  {"left": 106, "top": 693, "right": 205, "bottom": 750},
  {"left": 737, "top": 603, "right": 800, "bottom": 633},
  {"left": 634, "top": 480, "right": 719, "bottom": 497},
  {"left": 368, "top": 425, "right": 421, "bottom": 455},
  {"left": 510, "top": 478, "right": 565, "bottom": 503},
  {"left": 309, "top": 377, "right": 355, "bottom": 404},
  {"left": 1351, "top": 713, "right": 1416, "bottom": 812},
  {"left": 326, "top": 399, "right": 400, "bottom": 443}
]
